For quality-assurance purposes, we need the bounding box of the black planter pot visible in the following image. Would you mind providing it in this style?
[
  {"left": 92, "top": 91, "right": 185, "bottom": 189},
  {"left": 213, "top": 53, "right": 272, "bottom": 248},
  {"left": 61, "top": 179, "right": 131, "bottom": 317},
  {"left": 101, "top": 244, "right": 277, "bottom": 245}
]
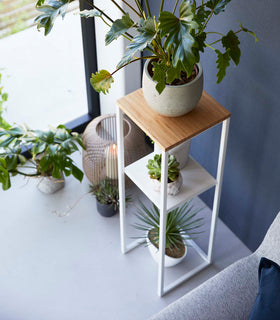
[{"left": 96, "top": 201, "right": 118, "bottom": 217}]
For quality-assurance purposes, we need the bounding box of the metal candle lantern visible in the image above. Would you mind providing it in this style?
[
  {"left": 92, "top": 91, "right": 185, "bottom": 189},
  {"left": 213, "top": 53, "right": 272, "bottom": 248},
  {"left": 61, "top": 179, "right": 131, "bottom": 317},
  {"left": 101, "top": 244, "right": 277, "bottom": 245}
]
[{"left": 82, "top": 114, "right": 149, "bottom": 185}]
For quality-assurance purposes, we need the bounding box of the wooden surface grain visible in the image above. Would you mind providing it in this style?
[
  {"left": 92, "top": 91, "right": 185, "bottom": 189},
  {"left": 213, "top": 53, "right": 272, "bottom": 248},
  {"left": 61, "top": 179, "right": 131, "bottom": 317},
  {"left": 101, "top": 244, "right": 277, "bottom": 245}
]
[{"left": 117, "top": 89, "right": 231, "bottom": 151}]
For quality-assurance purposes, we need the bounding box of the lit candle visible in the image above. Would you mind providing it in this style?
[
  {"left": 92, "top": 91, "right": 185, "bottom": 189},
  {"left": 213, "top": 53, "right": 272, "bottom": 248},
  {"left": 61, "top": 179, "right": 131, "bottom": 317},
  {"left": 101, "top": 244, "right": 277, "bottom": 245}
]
[{"left": 105, "top": 144, "right": 118, "bottom": 180}]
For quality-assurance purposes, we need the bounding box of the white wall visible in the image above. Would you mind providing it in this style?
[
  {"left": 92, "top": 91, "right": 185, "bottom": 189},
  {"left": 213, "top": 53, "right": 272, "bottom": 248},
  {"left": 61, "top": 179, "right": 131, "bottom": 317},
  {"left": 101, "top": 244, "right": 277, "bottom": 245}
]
[{"left": 94, "top": 0, "right": 141, "bottom": 115}]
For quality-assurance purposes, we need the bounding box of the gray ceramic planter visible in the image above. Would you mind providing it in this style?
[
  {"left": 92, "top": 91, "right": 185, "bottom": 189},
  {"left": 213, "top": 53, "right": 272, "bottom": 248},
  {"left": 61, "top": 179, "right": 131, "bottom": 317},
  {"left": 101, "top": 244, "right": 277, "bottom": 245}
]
[
  {"left": 96, "top": 201, "right": 118, "bottom": 217},
  {"left": 37, "top": 174, "right": 65, "bottom": 194},
  {"left": 142, "top": 60, "right": 203, "bottom": 117}
]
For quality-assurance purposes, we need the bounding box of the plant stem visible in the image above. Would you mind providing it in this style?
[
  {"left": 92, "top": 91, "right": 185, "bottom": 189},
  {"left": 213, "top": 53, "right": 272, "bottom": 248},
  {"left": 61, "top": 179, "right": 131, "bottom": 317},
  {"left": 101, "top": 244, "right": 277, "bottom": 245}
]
[
  {"left": 111, "top": 56, "right": 155, "bottom": 76},
  {"left": 159, "top": 0, "right": 165, "bottom": 13},
  {"left": 134, "top": 0, "right": 145, "bottom": 18},
  {"left": 12, "top": 170, "right": 41, "bottom": 177},
  {"left": 144, "top": 0, "right": 152, "bottom": 17},
  {"left": 200, "top": 9, "right": 213, "bottom": 33},
  {"left": 110, "top": 0, "right": 126, "bottom": 15},
  {"left": 205, "top": 43, "right": 215, "bottom": 50},
  {"left": 121, "top": 0, "right": 142, "bottom": 18},
  {"left": 172, "top": 0, "right": 179, "bottom": 14},
  {"left": 84, "top": 1, "right": 114, "bottom": 24},
  {"left": 206, "top": 31, "right": 224, "bottom": 36}
]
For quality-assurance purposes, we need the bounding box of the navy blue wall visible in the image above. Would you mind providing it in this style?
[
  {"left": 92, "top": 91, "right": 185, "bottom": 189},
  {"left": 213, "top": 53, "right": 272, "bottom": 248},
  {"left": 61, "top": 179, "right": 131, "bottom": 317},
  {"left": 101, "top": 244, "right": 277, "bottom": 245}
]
[{"left": 149, "top": 0, "right": 280, "bottom": 250}]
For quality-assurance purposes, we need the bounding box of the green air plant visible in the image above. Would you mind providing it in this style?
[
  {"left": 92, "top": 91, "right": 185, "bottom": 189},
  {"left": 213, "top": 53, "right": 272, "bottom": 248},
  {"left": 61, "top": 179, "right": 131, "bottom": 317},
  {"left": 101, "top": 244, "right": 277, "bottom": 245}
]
[
  {"left": 35, "top": 0, "right": 257, "bottom": 95},
  {"left": 147, "top": 154, "right": 180, "bottom": 182},
  {"left": 133, "top": 200, "right": 203, "bottom": 258},
  {"left": 0, "top": 124, "right": 84, "bottom": 190}
]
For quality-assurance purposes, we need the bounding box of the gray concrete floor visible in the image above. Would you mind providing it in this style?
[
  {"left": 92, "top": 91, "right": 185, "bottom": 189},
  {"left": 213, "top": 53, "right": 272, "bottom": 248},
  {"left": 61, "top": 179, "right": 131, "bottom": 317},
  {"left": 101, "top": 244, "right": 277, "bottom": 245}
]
[{"left": 0, "top": 151, "right": 251, "bottom": 320}]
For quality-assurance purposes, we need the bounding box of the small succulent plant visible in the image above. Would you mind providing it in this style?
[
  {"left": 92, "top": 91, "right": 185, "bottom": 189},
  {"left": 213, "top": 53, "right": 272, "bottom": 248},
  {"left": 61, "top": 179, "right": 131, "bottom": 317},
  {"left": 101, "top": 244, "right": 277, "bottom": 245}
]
[
  {"left": 90, "top": 178, "right": 131, "bottom": 210},
  {"left": 147, "top": 154, "right": 180, "bottom": 182}
]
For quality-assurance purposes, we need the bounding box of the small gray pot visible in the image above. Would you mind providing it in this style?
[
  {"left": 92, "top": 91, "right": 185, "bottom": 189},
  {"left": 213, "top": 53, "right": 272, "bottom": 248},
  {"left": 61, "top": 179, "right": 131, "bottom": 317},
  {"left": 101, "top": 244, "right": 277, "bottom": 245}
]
[
  {"left": 142, "top": 60, "right": 203, "bottom": 117},
  {"left": 96, "top": 201, "right": 118, "bottom": 218}
]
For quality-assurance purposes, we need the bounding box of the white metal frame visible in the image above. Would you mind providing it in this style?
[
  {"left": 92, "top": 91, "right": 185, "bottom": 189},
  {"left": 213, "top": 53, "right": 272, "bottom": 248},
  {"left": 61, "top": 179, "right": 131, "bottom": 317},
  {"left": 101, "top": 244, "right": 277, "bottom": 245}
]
[{"left": 116, "top": 105, "right": 230, "bottom": 296}]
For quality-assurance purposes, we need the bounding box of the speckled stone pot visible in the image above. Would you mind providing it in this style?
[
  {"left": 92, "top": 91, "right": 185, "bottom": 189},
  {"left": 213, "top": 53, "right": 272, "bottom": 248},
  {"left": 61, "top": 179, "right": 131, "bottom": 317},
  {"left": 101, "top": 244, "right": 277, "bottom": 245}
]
[
  {"left": 150, "top": 173, "right": 183, "bottom": 196},
  {"left": 142, "top": 60, "right": 203, "bottom": 117},
  {"left": 37, "top": 174, "right": 65, "bottom": 194}
]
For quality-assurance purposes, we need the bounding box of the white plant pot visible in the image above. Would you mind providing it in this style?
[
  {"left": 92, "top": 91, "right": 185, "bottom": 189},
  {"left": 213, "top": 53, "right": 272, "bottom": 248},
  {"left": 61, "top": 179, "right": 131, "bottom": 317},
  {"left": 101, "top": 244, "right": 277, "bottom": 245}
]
[
  {"left": 150, "top": 173, "right": 182, "bottom": 196},
  {"left": 37, "top": 174, "right": 65, "bottom": 194},
  {"left": 147, "top": 234, "right": 187, "bottom": 268},
  {"left": 154, "top": 140, "right": 191, "bottom": 169},
  {"left": 142, "top": 60, "right": 203, "bottom": 117}
]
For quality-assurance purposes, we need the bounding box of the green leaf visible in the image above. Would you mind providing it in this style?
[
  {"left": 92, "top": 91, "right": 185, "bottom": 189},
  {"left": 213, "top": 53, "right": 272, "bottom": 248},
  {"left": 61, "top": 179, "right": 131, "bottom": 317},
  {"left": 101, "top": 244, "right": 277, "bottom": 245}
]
[
  {"left": 71, "top": 164, "right": 84, "bottom": 182},
  {"left": 166, "top": 64, "right": 181, "bottom": 84},
  {"left": 105, "top": 13, "right": 134, "bottom": 45},
  {"left": 159, "top": 0, "right": 198, "bottom": 75},
  {"left": 192, "top": 31, "right": 206, "bottom": 60},
  {"left": 239, "top": 21, "right": 258, "bottom": 42},
  {"left": 79, "top": 9, "right": 102, "bottom": 18},
  {"left": 0, "top": 158, "right": 11, "bottom": 190},
  {"left": 117, "top": 18, "right": 156, "bottom": 68},
  {"left": 2, "top": 93, "right": 8, "bottom": 102},
  {"left": 35, "top": 0, "right": 74, "bottom": 36},
  {"left": 206, "top": 0, "right": 231, "bottom": 15},
  {"left": 195, "top": 6, "right": 211, "bottom": 26},
  {"left": 90, "top": 70, "right": 114, "bottom": 94},
  {"left": 152, "top": 60, "right": 167, "bottom": 94},
  {"left": 36, "top": 0, "right": 45, "bottom": 5},
  {"left": 215, "top": 49, "right": 230, "bottom": 83},
  {"left": 222, "top": 30, "right": 240, "bottom": 65}
]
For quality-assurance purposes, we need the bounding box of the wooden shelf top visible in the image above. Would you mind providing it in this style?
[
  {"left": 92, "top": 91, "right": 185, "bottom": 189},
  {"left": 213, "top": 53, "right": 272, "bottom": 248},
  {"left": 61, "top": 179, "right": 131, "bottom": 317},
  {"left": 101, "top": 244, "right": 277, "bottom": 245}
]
[{"left": 117, "top": 89, "right": 231, "bottom": 151}]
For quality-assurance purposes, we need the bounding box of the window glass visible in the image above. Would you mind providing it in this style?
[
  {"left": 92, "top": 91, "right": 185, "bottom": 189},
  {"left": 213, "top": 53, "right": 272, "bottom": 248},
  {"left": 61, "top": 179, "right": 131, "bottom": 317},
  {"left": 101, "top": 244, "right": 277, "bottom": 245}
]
[{"left": 0, "top": 2, "right": 87, "bottom": 129}]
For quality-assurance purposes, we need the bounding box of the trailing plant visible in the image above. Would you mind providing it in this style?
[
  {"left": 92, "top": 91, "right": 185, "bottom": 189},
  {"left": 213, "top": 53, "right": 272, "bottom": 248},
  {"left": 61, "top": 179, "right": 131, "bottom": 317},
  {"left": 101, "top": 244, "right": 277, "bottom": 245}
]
[
  {"left": 133, "top": 200, "right": 203, "bottom": 256},
  {"left": 90, "top": 178, "right": 130, "bottom": 211},
  {"left": 35, "top": 0, "right": 257, "bottom": 95},
  {"left": 0, "top": 124, "right": 84, "bottom": 190},
  {"left": 147, "top": 154, "right": 180, "bottom": 182}
]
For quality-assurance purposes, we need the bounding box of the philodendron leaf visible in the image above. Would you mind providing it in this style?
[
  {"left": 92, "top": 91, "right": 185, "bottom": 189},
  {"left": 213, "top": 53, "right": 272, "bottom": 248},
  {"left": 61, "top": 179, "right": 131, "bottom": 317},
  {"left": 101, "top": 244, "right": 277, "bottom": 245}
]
[
  {"left": 222, "top": 30, "right": 240, "bottom": 65},
  {"left": 105, "top": 13, "right": 134, "bottom": 45},
  {"left": 159, "top": 0, "right": 198, "bottom": 75},
  {"left": 215, "top": 49, "right": 230, "bottom": 83},
  {"left": 35, "top": 0, "right": 74, "bottom": 36},
  {"left": 90, "top": 70, "right": 114, "bottom": 94},
  {"left": 117, "top": 18, "right": 156, "bottom": 68},
  {"left": 239, "top": 21, "right": 258, "bottom": 42},
  {"left": 152, "top": 60, "right": 167, "bottom": 94},
  {"left": 166, "top": 64, "right": 181, "bottom": 84},
  {"left": 206, "top": 0, "right": 231, "bottom": 14}
]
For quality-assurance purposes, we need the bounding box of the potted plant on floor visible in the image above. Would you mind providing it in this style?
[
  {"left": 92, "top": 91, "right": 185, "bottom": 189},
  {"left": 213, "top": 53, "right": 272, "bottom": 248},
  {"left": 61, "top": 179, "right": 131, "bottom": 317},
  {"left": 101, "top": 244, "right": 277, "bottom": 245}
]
[
  {"left": 147, "top": 154, "right": 182, "bottom": 196},
  {"left": 35, "top": 0, "right": 257, "bottom": 117},
  {"left": 0, "top": 124, "right": 84, "bottom": 193},
  {"left": 133, "top": 200, "right": 203, "bottom": 267},
  {"left": 90, "top": 178, "right": 131, "bottom": 217}
]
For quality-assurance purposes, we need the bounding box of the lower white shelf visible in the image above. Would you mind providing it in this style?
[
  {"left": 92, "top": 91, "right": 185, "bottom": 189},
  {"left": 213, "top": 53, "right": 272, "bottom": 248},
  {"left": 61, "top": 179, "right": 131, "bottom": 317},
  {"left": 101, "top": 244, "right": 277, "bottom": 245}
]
[{"left": 125, "top": 153, "right": 217, "bottom": 212}]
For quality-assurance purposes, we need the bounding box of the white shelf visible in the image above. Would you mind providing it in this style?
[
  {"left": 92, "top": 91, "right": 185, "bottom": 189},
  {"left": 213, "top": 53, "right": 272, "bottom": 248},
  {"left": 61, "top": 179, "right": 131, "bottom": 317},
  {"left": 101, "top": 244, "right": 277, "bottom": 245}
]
[{"left": 125, "top": 153, "right": 216, "bottom": 212}]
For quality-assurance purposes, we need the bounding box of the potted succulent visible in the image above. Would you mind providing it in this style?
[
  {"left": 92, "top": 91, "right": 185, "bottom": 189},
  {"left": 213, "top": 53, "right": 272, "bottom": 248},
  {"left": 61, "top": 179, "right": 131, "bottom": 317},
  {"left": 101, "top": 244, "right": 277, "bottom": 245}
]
[
  {"left": 90, "top": 178, "right": 131, "bottom": 217},
  {"left": 35, "top": 0, "right": 257, "bottom": 117},
  {"left": 147, "top": 154, "right": 182, "bottom": 196},
  {"left": 133, "top": 200, "right": 203, "bottom": 267},
  {"left": 0, "top": 124, "right": 84, "bottom": 193}
]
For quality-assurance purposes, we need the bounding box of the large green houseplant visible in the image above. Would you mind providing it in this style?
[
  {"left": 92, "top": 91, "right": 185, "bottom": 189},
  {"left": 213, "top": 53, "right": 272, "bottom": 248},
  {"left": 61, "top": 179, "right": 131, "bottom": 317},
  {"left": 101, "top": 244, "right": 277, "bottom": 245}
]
[
  {"left": 35, "top": 0, "right": 257, "bottom": 116},
  {"left": 0, "top": 124, "right": 84, "bottom": 192}
]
